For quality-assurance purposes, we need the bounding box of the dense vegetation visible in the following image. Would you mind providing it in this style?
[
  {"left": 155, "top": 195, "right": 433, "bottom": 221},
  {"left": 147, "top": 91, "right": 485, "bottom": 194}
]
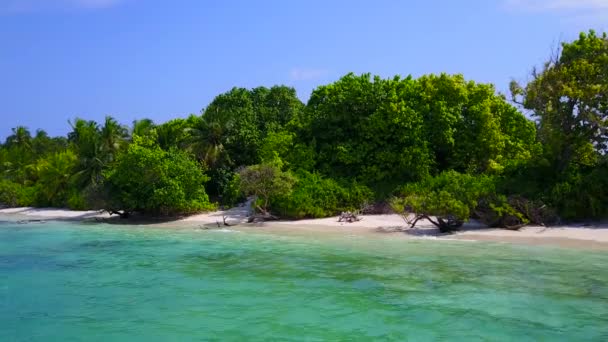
[{"left": 1, "top": 31, "right": 606, "bottom": 226}]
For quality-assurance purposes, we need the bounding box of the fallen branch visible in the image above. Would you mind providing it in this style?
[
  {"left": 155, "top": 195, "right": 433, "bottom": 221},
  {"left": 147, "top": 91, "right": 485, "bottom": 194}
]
[{"left": 338, "top": 211, "right": 361, "bottom": 223}]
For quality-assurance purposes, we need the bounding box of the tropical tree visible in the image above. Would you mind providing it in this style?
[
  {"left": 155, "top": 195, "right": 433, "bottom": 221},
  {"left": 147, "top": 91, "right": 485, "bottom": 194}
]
[
  {"left": 68, "top": 118, "right": 103, "bottom": 187},
  {"left": 34, "top": 150, "right": 78, "bottom": 206},
  {"left": 131, "top": 118, "right": 156, "bottom": 138},
  {"left": 511, "top": 30, "right": 608, "bottom": 170},
  {"left": 155, "top": 118, "right": 189, "bottom": 150},
  {"left": 306, "top": 73, "right": 432, "bottom": 190},
  {"left": 238, "top": 162, "right": 295, "bottom": 215},
  {"left": 99, "top": 116, "right": 129, "bottom": 162},
  {"left": 183, "top": 116, "right": 230, "bottom": 169},
  {"left": 203, "top": 85, "right": 304, "bottom": 168},
  {"left": 104, "top": 135, "right": 215, "bottom": 216},
  {"left": 509, "top": 30, "right": 608, "bottom": 219},
  {"left": 4, "top": 126, "right": 32, "bottom": 150}
]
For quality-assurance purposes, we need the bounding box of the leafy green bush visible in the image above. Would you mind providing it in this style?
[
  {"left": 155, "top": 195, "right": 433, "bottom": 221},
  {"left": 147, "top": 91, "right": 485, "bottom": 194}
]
[
  {"left": 66, "top": 190, "right": 88, "bottom": 210},
  {"left": 474, "top": 195, "right": 529, "bottom": 229},
  {"left": 0, "top": 181, "right": 40, "bottom": 207},
  {"left": 549, "top": 165, "right": 608, "bottom": 220},
  {"left": 391, "top": 171, "right": 530, "bottom": 232},
  {"left": 220, "top": 172, "right": 244, "bottom": 208},
  {"left": 270, "top": 170, "right": 372, "bottom": 219},
  {"left": 0, "top": 180, "right": 21, "bottom": 207},
  {"left": 104, "top": 136, "right": 215, "bottom": 216},
  {"left": 238, "top": 162, "right": 295, "bottom": 214}
]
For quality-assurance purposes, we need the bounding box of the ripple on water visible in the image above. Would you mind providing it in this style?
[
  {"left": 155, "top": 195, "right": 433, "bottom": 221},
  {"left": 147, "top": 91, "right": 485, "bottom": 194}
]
[{"left": 1, "top": 221, "right": 607, "bottom": 341}]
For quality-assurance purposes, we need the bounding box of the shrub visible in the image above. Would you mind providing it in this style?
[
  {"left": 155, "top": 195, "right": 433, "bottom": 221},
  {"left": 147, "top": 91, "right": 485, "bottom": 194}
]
[
  {"left": 238, "top": 162, "right": 295, "bottom": 214},
  {"left": 0, "top": 181, "right": 40, "bottom": 207},
  {"left": 548, "top": 165, "right": 608, "bottom": 220},
  {"left": 220, "top": 172, "right": 244, "bottom": 208},
  {"left": 104, "top": 137, "right": 215, "bottom": 216},
  {"left": 391, "top": 171, "right": 533, "bottom": 232},
  {"left": 270, "top": 170, "right": 373, "bottom": 219},
  {"left": 0, "top": 180, "right": 20, "bottom": 207}
]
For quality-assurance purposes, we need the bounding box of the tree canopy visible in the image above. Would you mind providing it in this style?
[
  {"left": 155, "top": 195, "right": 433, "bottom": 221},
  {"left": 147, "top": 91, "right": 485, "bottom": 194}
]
[{"left": 0, "top": 30, "right": 606, "bottom": 222}]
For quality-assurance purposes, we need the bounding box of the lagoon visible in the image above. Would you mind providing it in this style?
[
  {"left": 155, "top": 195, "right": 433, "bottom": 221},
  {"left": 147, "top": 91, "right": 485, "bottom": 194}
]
[{"left": 1, "top": 221, "right": 607, "bottom": 341}]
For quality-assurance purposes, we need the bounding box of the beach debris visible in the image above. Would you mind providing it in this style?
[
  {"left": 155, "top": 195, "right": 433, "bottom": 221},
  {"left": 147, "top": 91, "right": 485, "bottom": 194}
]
[
  {"left": 215, "top": 216, "right": 233, "bottom": 227},
  {"left": 247, "top": 212, "right": 278, "bottom": 223},
  {"left": 338, "top": 211, "right": 361, "bottom": 223},
  {"left": 108, "top": 209, "right": 131, "bottom": 219},
  {"left": 17, "top": 219, "right": 46, "bottom": 224},
  {"left": 400, "top": 212, "right": 463, "bottom": 233}
]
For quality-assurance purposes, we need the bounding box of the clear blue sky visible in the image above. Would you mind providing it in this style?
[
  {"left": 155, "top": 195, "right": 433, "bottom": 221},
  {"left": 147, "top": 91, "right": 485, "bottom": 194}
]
[{"left": 1, "top": 0, "right": 606, "bottom": 140}]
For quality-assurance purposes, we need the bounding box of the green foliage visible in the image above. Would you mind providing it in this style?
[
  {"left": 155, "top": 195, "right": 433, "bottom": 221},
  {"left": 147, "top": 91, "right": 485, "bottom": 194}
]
[
  {"left": 392, "top": 171, "right": 552, "bottom": 230},
  {"left": 306, "top": 73, "right": 432, "bottom": 188},
  {"left": 510, "top": 30, "right": 608, "bottom": 220},
  {"left": 66, "top": 190, "right": 88, "bottom": 210},
  {"left": 548, "top": 163, "right": 608, "bottom": 220},
  {"left": 270, "top": 170, "right": 373, "bottom": 219},
  {"left": 34, "top": 150, "right": 78, "bottom": 207},
  {"left": 0, "top": 180, "right": 37, "bottom": 207},
  {"left": 305, "top": 73, "right": 536, "bottom": 191},
  {"left": 475, "top": 195, "right": 529, "bottom": 229},
  {"left": 1, "top": 30, "right": 605, "bottom": 223},
  {"left": 512, "top": 30, "right": 607, "bottom": 170},
  {"left": 220, "top": 172, "right": 244, "bottom": 208},
  {"left": 104, "top": 136, "right": 215, "bottom": 216},
  {"left": 238, "top": 162, "right": 296, "bottom": 214},
  {"left": 0, "top": 180, "right": 21, "bottom": 207},
  {"left": 392, "top": 171, "right": 495, "bottom": 226},
  {"left": 155, "top": 118, "right": 190, "bottom": 150},
  {"left": 68, "top": 116, "right": 128, "bottom": 189},
  {"left": 203, "top": 86, "right": 304, "bottom": 168}
]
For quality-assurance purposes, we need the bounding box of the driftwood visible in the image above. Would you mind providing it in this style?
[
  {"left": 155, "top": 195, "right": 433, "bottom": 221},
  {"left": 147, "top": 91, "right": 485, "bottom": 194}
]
[
  {"left": 338, "top": 211, "right": 361, "bottom": 223},
  {"left": 402, "top": 213, "right": 463, "bottom": 233},
  {"left": 17, "top": 219, "right": 46, "bottom": 224},
  {"left": 109, "top": 210, "right": 131, "bottom": 219},
  {"left": 247, "top": 212, "right": 279, "bottom": 223},
  {"left": 216, "top": 215, "right": 234, "bottom": 227}
]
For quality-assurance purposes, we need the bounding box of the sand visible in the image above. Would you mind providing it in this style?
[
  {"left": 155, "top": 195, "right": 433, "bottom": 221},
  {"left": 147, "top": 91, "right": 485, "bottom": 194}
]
[{"left": 2, "top": 206, "right": 608, "bottom": 250}]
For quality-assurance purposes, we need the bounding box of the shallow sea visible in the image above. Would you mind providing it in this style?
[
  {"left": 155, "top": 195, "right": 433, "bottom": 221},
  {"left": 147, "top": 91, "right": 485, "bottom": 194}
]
[{"left": 1, "top": 221, "right": 607, "bottom": 341}]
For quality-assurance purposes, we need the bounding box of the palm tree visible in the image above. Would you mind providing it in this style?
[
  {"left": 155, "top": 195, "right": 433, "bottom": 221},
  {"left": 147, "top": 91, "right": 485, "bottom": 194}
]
[
  {"left": 35, "top": 151, "right": 77, "bottom": 206},
  {"left": 184, "top": 117, "right": 231, "bottom": 168},
  {"left": 100, "top": 116, "right": 129, "bottom": 162},
  {"left": 132, "top": 118, "right": 155, "bottom": 138},
  {"left": 3, "top": 126, "right": 35, "bottom": 183},
  {"left": 5, "top": 126, "right": 32, "bottom": 150},
  {"left": 68, "top": 118, "right": 103, "bottom": 187}
]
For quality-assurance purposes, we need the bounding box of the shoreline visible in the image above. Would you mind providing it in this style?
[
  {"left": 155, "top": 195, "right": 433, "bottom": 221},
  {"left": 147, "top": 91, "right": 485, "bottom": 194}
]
[{"left": 1, "top": 206, "right": 608, "bottom": 251}]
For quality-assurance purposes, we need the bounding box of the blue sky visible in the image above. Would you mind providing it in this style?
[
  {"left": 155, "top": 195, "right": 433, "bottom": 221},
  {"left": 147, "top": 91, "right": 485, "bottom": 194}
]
[{"left": 1, "top": 0, "right": 607, "bottom": 140}]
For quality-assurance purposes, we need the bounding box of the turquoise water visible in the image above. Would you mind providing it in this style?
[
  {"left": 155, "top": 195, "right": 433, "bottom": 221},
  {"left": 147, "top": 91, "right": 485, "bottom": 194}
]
[{"left": 1, "top": 221, "right": 607, "bottom": 341}]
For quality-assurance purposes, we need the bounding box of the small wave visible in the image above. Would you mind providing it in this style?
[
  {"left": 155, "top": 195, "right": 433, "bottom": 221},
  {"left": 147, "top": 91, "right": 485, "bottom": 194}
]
[
  {"left": 210, "top": 228, "right": 240, "bottom": 233},
  {"left": 412, "top": 236, "right": 478, "bottom": 242}
]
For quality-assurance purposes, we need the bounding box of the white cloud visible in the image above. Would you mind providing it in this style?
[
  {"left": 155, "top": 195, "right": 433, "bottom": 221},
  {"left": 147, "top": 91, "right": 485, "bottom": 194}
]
[
  {"left": 504, "top": 0, "right": 608, "bottom": 12},
  {"left": 289, "top": 68, "right": 328, "bottom": 81},
  {"left": 503, "top": 0, "right": 608, "bottom": 27},
  {"left": 0, "top": 0, "right": 124, "bottom": 13}
]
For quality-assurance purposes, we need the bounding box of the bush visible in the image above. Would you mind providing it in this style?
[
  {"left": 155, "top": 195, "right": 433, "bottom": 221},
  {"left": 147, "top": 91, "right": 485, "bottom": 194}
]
[
  {"left": 270, "top": 170, "right": 373, "bottom": 219},
  {"left": 104, "top": 137, "right": 215, "bottom": 216},
  {"left": 474, "top": 195, "right": 529, "bottom": 229},
  {"left": 548, "top": 165, "right": 608, "bottom": 220},
  {"left": 391, "top": 171, "right": 534, "bottom": 232},
  {"left": 220, "top": 172, "right": 244, "bottom": 208},
  {"left": 238, "top": 162, "right": 295, "bottom": 214},
  {"left": 0, "top": 180, "right": 21, "bottom": 207},
  {"left": 0, "top": 180, "right": 40, "bottom": 207},
  {"left": 66, "top": 190, "right": 88, "bottom": 210}
]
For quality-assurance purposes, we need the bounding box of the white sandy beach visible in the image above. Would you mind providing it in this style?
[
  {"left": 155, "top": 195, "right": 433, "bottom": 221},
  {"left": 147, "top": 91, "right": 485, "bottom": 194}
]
[{"left": 2, "top": 206, "right": 608, "bottom": 250}]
